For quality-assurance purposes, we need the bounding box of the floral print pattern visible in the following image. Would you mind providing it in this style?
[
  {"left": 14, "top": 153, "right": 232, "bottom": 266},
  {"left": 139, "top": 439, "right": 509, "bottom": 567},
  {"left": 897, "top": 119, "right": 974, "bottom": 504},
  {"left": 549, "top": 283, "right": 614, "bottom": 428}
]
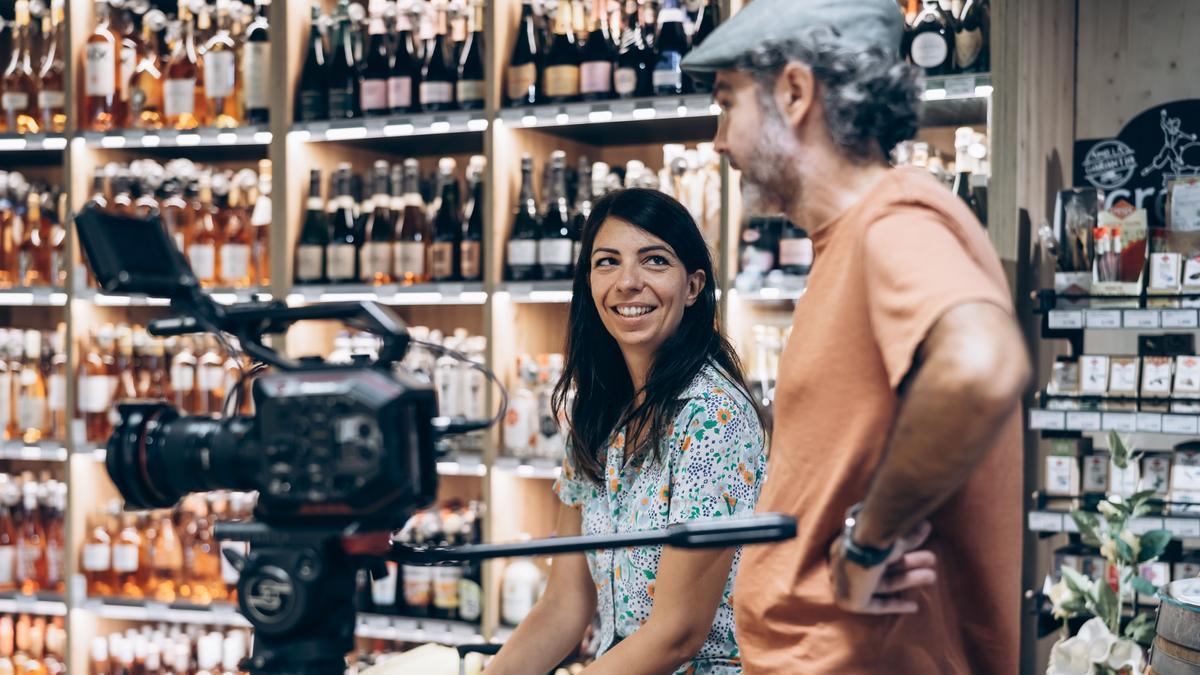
[{"left": 554, "top": 364, "right": 766, "bottom": 674}]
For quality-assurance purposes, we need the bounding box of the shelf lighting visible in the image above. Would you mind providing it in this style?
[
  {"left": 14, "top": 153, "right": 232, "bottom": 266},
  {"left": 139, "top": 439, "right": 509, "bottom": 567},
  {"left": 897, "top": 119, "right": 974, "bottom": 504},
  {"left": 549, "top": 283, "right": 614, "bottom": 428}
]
[
  {"left": 141, "top": 135, "right": 161, "bottom": 147},
  {"left": 459, "top": 291, "right": 488, "bottom": 304},
  {"left": 0, "top": 138, "right": 27, "bottom": 151},
  {"left": 975, "top": 84, "right": 994, "bottom": 97},
  {"left": 555, "top": 113, "right": 570, "bottom": 125},
  {"left": 318, "top": 291, "right": 380, "bottom": 302},
  {"left": 217, "top": 132, "right": 239, "bottom": 145},
  {"left": 467, "top": 118, "right": 489, "bottom": 131},
  {"left": 288, "top": 129, "right": 312, "bottom": 142},
  {"left": 588, "top": 110, "right": 613, "bottom": 123},
  {"left": 43, "top": 137, "right": 68, "bottom": 150},
  {"left": 923, "top": 88, "right": 948, "bottom": 101},
  {"left": 430, "top": 121, "right": 452, "bottom": 133},
  {"left": 527, "top": 290, "right": 574, "bottom": 303},
  {"left": 677, "top": 105, "right": 688, "bottom": 116},
  {"left": 521, "top": 114, "right": 538, "bottom": 127},
  {"left": 100, "top": 135, "right": 126, "bottom": 148},
  {"left": 384, "top": 123, "right": 414, "bottom": 137},
  {"left": 632, "top": 107, "right": 656, "bottom": 120},
  {"left": 324, "top": 127, "right": 368, "bottom": 141},
  {"left": 0, "top": 293, "right": 34, "bottom": 306},
  {"left": 387, "top": 291, "right": 443, "bottom": 305},
  {"left": 49, "top": 292, "right": 67, "bottom": 305},
  {"left": 709, "top": 103, "right": 722, "bottom": 116},
  {"left": 176, "top": 133, "right": 202, "bottom": 145},
  {"left": 209, "top": 293, "right": 237, "bottom": 305},
  {"left": 254, "top": 131, "right": 273, "bottom": 144}
]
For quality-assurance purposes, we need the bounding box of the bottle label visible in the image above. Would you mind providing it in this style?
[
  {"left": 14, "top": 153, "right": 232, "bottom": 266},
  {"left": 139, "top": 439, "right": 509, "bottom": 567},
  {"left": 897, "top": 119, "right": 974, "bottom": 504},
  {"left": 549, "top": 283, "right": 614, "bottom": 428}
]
[
  {"left": 299, "top": 91, "right": 326, "bottom": 121},
  {"left": 46, "top": 543, "right": 63, "bottom": 585},
  {"left": 85, "top": 42, "right": 117, "bottom": 97},
  {"left": 0, "top": 374, "right": 10, "bottom": 429},
  {"left": 506, "top": 63, "right": 537, "bottom": 101},
  {"left": 296, "top": 245, "right": 324, "bottom": 281},
  {"left": 507, "top": 240, "right": 538, "bottom": 266},
  {"left": 48, "top": 374, "right": 66, "bottom": 413},
  {"left": 458, "top": 578, "right": 482, "bottom": 621},
  {"left": 37, "top": 91, "right": 65, "bottom": 110},
  {"left": 1, "top": 93, "right": 29, "bottom": 112},
  {"left": 956, "top": 28, "right": 984, "bottom": 69},
  {"left": 82, "top": 543, "right": 111, "bottom": 572},
  {"left": 205, "top": 51, "right": 237, "bottom": 99},
  {"left": 460, "top": 241, "right": 481, "bottom": 280},
  {"left": 243, "top": 42, "right": 271, "bottom": 110},
  {"left": 16, "top": 396, "right": 45, "bottom": 432},
  {"left": 779, "top": 238, "right": 814, "bottom": 268},
  {"left": 17, "top": 252, "right": 33, "bottom": 286},
  {"left": 394, "top": 241, "right": 426, "bottom": 278},
  {"left": 652, "top": 55, "right": 683, "bottom": 91},
  {"left": 198, "top": 365, "right": 224, "bottom": 393},
  {"left": 220, "top": 243, "right": 251, "bottom": 283},
  {"left": 502, "top": 577, "right": 537, "bottom": 624},
  {"left": 538, "top": 239, "right": 574, "bottom": 266},
  {"left": 456, "top": 80, "right": 486, "bottom": 104},
  {"left": 544, "top": 65, "right": 581, "bottom": 98},
  {"left": 387, "top": 76, "right": 413, "bottom": 109},
  {"left": 430, "top": 242, "right": 454, "bottom": 278},
  {"left": 581, "top": 62, "right": 613, "bottom": 94},
  {"left": 329, "top": 87, "right": 356, "bottom": 118},
  {"left": 402, "top": 565, "right": 433, "bottom": 607},
  {"left": 361, "top": 242, "right": 392, "bottom": 278},
  {"left": 327, "top": 244, "right": 357, "bottom": 281},
  {"left": 16, "top": 542, "right": 42, "bottom": 581},
  {"left": 164, "top": 78, "right": 196, "bottom": 118},
  {"left": 361, "top": 79, "right": 388, "bottom": 112},
  {"left": 78, "top": 375, "right": 113, "bottom": 414},
  {"left": 432, "top": 566, "right": 462, "bottom": 610},
  {"left": 419, "top": 81, "right": 454, "bottom": 105},
  {"left": 614, "top": 68, "right": 638, "bottom": 95},
  {"left": 910, "top": 32, "right": 949, "bottom": 68},
  {"left": 370, "top": 561, "right": 399, "bottom": 607},
  {"left": 169, "top": 364, "right": 194, "bottom": 395},
  {"left": 188, "top": 243, "right": 216, "bottom": 281},
  {"left": 112, "top": 543, "right": 138, "bottom": 573},
  {"left": 0, "top": 547, "right": 13, "bottom": 585}
]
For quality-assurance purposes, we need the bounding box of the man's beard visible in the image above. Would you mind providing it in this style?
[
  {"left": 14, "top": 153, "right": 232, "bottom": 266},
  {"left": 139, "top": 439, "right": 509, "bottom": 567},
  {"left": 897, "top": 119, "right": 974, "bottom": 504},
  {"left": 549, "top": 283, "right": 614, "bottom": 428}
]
[{"left": 738, "top": 102, "right": 802, "bottom": 218}]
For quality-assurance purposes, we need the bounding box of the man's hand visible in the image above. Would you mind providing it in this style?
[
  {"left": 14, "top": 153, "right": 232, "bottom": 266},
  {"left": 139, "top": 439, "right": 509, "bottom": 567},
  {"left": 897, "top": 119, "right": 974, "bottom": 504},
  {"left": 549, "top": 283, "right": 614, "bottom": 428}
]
[{"left": 828, "top": 521, "right": 938, "bottom": 615}]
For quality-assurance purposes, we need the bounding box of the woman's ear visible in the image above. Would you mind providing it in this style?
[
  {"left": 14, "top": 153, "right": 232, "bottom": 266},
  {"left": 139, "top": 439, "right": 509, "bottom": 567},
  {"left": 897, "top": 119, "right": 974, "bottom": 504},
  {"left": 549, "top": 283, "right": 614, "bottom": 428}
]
[{"left": 685, "top": 270, "right": 706, "bottom": 306}]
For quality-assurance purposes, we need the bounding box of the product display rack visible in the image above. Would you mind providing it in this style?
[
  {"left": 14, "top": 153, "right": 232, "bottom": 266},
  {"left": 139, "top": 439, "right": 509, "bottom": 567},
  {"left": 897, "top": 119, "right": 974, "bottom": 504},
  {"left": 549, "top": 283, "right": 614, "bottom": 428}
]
[{"left": 0, "top": 0, "right": 1001, "bottom": 671}]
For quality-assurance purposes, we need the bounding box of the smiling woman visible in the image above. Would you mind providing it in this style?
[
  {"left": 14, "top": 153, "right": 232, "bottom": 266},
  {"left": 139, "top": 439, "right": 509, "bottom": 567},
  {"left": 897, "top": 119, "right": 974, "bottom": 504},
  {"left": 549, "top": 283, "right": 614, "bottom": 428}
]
[{"left": 486, "top": 189, "right": 769, "bottom": 675}]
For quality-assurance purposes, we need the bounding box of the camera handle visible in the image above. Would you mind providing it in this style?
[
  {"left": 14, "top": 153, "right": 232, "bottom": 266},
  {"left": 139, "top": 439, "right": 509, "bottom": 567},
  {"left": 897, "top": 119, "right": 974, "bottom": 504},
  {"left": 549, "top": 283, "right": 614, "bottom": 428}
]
[{"left": 216, "top": 514, "right": 796, "bottom": 675}]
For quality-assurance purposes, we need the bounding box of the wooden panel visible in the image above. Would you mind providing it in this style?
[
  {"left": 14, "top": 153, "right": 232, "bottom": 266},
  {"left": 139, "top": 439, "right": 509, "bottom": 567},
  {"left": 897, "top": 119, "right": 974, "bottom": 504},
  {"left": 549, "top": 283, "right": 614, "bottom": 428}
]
[{"left": 1075, "top": 0, "right": 1200, "bottom": 139}]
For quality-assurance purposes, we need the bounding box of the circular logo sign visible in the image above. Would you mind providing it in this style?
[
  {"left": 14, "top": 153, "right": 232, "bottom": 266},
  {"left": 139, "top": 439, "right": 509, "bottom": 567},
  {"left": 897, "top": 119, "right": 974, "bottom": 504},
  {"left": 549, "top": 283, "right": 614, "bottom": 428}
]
[
  {"left": 244, "top": 569, "right": 295, "bottom": 625},
  {"left": 1083, "top": 140, "right": 1138, "bottom": 190}
]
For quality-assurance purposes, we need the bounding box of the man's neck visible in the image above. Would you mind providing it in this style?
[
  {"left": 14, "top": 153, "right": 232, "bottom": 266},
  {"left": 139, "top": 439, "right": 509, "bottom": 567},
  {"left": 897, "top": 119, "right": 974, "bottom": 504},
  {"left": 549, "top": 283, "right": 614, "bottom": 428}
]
[{"left": 786, "top": 154, "right": 892, "bottom": 234}]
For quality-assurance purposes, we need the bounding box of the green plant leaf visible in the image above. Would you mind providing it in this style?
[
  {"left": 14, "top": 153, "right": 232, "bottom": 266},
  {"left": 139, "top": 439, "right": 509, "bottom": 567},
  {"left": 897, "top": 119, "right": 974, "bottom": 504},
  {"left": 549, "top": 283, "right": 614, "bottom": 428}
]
[
  {"left": 1138, "top": 529, "right": 1172, "bottom": 563},
  {"left": 1060, "top": 566, "right": 1092, "bottom": 596},
  {"left": 1116, "top": 536, "right": 1136, "bottom": 563},
  {"left": 1070, "top": 511, "right": 1104, "bottom": 547},
  {"left": 1109, "top": 431, "right": 1130, "bottom": 468},
  {"left": 1124, "top": 612, "right": 1156, "bottom": 646},
  {"left": 1131, "top": 575, "right": 1159, "bottom": 597},
  {"left": 1094, "top": 577, "right": 1120, "bottom": 631},
  {"left": 1128, "top": 488, "right": 1159, "bottom": 516}
]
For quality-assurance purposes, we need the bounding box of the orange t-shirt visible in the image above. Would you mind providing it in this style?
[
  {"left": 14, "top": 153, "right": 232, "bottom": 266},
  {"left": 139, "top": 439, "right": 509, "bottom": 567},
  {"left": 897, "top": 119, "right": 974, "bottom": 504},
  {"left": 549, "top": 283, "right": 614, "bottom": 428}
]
[{"left": 734, "top": 167, "right": 1022, "bottom": 675}]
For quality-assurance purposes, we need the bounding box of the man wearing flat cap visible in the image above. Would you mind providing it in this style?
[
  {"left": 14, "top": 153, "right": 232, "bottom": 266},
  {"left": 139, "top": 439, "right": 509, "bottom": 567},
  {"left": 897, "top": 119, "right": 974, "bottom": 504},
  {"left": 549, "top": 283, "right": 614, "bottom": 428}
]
[{"left": 682, "top": 1, "right": 1028, "bottom": 673}]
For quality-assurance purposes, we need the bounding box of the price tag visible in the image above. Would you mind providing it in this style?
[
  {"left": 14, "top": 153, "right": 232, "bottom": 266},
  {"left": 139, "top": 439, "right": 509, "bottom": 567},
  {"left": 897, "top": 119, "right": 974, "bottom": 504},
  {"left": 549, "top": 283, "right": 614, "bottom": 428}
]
[
  {"left": 1162, "top": 415, "right": 1199, "bottom": 435},
  {"left": 367, "top": 615, "right": 390, "bottom": 629},
  {"left": 395, "top": 618, "right": 419, "bottom": 634},
  {"left": 1124, "top": 310, "right": 1160, "bottom": 328},
  {"left": 1137, "top": 413, "right": 1164, "bottom": 432},
  {"left": 1063, "top": 515, "right": 1080, "bottom": 533},
  {"left": 1048, "top": 311, "right": 1084, "bottom": 329},
  {"left": 944, "top": 76, "right": 975, "bottom": 97},
  {"left": 1163, "top": 518, "right": 1200, "bottom": 538},
  {"left": 1161, "top": 309, "right": 1199, "bottom": 328},
  {"left": 1066, "top": 411, "right": 1102, "bottom": 431},
  {"left": 1103, "top": 413, "right": 1138, "bottom": 432},
  {"left": 1128, "top": 517, "right": 1164, "bottom": 534},
  {"left": 1030, "top": 410, "right": 1065, "bottom": 430},
  {"left": 1028, "top": 511, "right": 1064, "bottom": 532},
  {"left": 144, "top": 602, "right": 168, "bottom": 617},
  {"left": 13, "top": 595, "right": 37, "bottom": 613},
  {"left": 1086, "top": 310, "right": 1122, "bottom": 329}
]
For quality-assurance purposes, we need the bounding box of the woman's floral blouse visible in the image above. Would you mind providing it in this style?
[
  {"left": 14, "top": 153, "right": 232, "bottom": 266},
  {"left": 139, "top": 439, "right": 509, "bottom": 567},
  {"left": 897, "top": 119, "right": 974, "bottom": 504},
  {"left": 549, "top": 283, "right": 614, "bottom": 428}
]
[{"left": 554, "top": 364, "right": 767, "bottom": 674}]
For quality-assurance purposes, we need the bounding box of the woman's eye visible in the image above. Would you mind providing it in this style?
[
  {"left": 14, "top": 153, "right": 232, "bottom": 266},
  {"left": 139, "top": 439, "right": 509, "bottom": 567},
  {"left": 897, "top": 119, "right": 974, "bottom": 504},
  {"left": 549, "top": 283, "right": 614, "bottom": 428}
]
[
  {"left": 594, "top": 257, "right": 616, "bottom": 267},
  {"left": 644, "top": 255, "right": 669, "bottom": 266}
]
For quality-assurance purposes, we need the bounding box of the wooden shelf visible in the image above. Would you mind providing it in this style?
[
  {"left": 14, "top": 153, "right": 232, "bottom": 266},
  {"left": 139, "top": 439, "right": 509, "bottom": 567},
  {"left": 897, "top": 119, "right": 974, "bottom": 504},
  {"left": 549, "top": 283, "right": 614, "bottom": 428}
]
[
  {"left": 77, "top": 126, "right": 272, "bottom": 150},
  {"left": 290, "top": 111, "right": 488, "bottom": 144}
]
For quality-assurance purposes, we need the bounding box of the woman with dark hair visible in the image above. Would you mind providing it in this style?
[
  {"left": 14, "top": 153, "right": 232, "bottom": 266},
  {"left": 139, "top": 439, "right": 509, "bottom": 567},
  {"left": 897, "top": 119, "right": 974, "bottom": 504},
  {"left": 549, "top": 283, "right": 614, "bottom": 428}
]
[{"left": 487, "top": 189, "right": 767, "bottom": 675}]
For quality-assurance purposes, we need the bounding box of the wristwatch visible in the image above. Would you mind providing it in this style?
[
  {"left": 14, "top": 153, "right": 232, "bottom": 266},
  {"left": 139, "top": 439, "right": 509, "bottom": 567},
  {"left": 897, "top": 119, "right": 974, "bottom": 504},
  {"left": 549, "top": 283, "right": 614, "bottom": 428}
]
[{"left": 841, "top": 502, "right": 893, "bottom": 568}]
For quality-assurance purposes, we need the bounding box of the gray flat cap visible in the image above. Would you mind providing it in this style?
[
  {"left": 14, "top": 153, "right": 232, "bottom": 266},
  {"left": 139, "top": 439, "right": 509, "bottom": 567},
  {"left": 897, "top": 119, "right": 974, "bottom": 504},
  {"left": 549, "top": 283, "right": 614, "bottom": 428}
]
[{"left": 681, "top": 0, "right": 905, "bottom": 82}]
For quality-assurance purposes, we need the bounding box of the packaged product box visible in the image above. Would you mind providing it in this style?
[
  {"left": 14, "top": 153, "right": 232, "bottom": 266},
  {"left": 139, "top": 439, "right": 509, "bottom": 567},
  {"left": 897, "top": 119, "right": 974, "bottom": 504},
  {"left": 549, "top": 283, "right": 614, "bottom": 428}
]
[
  {"left": 1079, "top": 355, "right": 1110, "bottom": 395},
  {"left": 1142, "top": 455, "right": 1172, "bottom": 495},
  {"left": 1093, "top": 200, "right": 1149, "bottom": 306},
  {"left": 1110, "top": 455, "right": 1140, "bottom": 497},
  {"left": 1142, "top": 356, "right": 1175, "bottom": 399},
  {"left": 1082, "top": 453, "right": 1110, "bottom": 494},
  {"left": 1046, "top": 440, "right": 1081, "bottom": 496}
]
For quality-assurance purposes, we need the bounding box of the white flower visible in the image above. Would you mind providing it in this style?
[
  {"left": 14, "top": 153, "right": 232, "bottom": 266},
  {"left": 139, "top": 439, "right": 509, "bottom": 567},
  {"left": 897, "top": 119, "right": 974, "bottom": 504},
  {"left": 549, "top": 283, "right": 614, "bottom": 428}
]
[
  {"left": 1047, "top": 636, "right": 1093, "bottom": 675},
  {"left": 1098, "top": 500, "right": 1121, "bottom": 518},
  {"left": 1107, "top": 638, "right": 1145, "bottom": 672},
  {"left": 1077, "top": 617, "right": 1118, "bottom": 663},
  {"left": 1046, "top": 579, "right": 1079, "bottom": 620},
  {"left": 1119, "top": 530, "right": 1141, "bottom": 561},
  {"left": 1100, "top": 539, "right": 1118, "bottom": 564}
]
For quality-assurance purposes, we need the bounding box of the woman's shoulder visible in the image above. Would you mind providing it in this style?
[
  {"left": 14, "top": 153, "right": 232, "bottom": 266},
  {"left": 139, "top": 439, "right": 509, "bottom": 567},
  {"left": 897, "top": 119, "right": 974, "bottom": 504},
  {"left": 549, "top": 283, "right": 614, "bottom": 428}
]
[{"left": 673, "top": 363, "right": 760, "bottom": 427}]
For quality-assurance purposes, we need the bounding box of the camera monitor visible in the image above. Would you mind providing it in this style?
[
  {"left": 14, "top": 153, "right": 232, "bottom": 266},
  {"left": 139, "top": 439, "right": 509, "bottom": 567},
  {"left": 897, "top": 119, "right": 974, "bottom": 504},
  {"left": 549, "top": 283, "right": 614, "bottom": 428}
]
[{"left": 74, "top": 204, "right": 197, "bottom": 297}]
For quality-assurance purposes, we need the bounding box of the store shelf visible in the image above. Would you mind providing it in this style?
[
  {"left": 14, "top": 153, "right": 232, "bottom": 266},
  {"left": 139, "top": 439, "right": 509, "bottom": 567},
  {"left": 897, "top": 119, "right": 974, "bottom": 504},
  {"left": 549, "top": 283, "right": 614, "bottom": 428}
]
[
  {"left": 493, "top": 456, "right": 562, "bottom": 480},
  {"left": 0, "top": 134, "right": 69, "bottom": 153},
  {"left": 355, "top": 614, "right": 482, "bottom": 645},
  {"left": 290, "top": 111, "right": 487, "bottom": 144},
  {"left": 917, "top": 73, "right": 991, "bottom": 127},
  {"left": 437, "top": 455, "right": 487, "bottom": 477},
  {"left": 286, "top": 283, "right": 487, "bottom": 307},
  {"left": 78, "top": 126, "right": 272, "bottom": 150},
  {"left": 1046, "top": 307, "right": 1200, "bottom": 331},
  {"left": 75, "top": 287, "right": 272, "bottom": 307},
  {"left": 0, "top": 441, "right": 67, "bottom": 462},
  {"left": 1028, "top": 407, "right": 1200, "bottom": 435},
  {"left": 919, "top": 73, "right": 993, "bottom": 101},
  {"left": 0, "top": 287, "right": 67, "bottom": 306},
  {"left": 729, "top": 283, "right": 807, "bottom": 303},
  {"left": 82, "top": 598, "right": 250, "bottom": 627},
  {"left": 0, "top": 594, "right": 67, "bottom": 617},
  {"left": 1027, "top": 510, "right": 1200, "bottom": 540},
  {"left": 497, "top": 281, "right": 573, "bottom": 304},
  {"left": 499, "top": 94, "right": 718, "bottom": 145}
]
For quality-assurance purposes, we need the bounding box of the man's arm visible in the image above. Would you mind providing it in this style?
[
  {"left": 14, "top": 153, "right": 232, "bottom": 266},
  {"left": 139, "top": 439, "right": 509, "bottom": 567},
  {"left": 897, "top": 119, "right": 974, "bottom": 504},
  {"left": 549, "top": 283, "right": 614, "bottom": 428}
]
[{"left": 853, "top": 300, "right": 1031, "bottom": 549}]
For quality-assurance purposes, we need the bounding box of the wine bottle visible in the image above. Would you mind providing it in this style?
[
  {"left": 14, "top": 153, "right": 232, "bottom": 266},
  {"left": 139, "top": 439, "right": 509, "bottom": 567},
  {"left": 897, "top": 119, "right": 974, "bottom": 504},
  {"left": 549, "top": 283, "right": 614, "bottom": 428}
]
[
  {"left": 506, "top": 0, "right": 540, "bottom": 106},
  {"left": 164, "top": 0, "right": 204, "bottom": 130},
  {"left": 457, "top": 1, "right": 486, "bottom": 110},
  {"left": 539, "top": 152, "right": 574, "bottom": 280},
  {"left": 361, "top": 161, "right": 394, "bottom": 285},
  {"left": 326, "top": 165, "right": 359, "bottom": 283},
  {"left": 430, "top": 159, "right": 460, "bottom": 282},
  {"left": 421, "top": 2, "right": 458, "bottom": 112},
  {"left": 543, "top": 0, "right": 582, "bottom": 103},
  {"left": 202, "top": 0, "right": 241, "bottom": 129},
  {"left": 461, "top": 156, "right": 485, "bottom": 282},
  {"left": 614, "top": 0, "right": 652, "bottom": 99},
  {"left": 955, "top": 0, "right": 989, "bottom": 74},
  {"left": 394, "top": 159, "right": 429, "bottom": 286},
  {"left": 687, "top": 0, "right": 719, "bottom": 93},
  {"left": 579, "top": 0, "right": 616, "bottom": 101},
  {"left": 295, "top": 170, "right": 328, "bottom": 284},
  {"left": 360, "top": 4, "right": 391, "bottom": 116},
  {"left": 295, "top": 3, "right": 329, "bottom": 122},
  {"left": 242, "top": 0, "right": 271, "bottom": 124},
  {"left": 388, "top": 4, "right": 422, "bottom": 114},
  {"left": 777, "top": 219, "right": 812, "bottom": 276},
  {"left": 571, "top": 157, "right": 593, "bottom": 266},
  {"left": 327, "top": 0, "right": 361, "bottom": 119},
  {"left": 83, "top": 0, "right": 123, "bottom": 132},
  {"left": 652, "top": 0, "right": 689, "bottom": 96},
  {"left": 507, "top": 155, "right": 542, "bottom": 281},
  {"left": 905, "top": 0, "right": 955, "bottom": 76}
]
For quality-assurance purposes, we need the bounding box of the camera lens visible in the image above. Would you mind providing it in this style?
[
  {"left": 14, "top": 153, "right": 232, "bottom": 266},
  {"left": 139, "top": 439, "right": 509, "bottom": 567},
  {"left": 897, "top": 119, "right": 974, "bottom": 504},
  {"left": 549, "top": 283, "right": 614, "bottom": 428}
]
[{"left": 107, "top": 402, "right": 257, "bottom": 510}]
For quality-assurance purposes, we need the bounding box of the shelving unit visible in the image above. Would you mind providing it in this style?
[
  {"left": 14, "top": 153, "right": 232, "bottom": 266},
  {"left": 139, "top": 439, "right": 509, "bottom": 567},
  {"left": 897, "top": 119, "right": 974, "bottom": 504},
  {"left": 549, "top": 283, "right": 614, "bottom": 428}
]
[{"left": 0, "top": 0, "right": 1009, "bottom": 670}]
